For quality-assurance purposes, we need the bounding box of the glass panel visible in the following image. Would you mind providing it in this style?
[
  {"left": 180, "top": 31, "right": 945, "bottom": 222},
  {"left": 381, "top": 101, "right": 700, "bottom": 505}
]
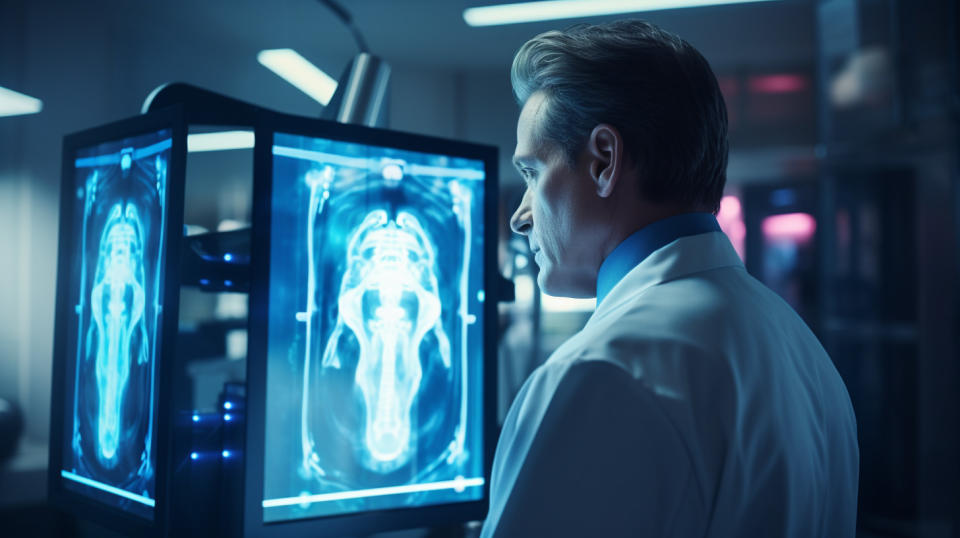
[
  {"left": 263, "top": 133, "right": 486, "bottom": 523},
  {"left": 61, "top": 128, "right": 172, "bottom": 519}
]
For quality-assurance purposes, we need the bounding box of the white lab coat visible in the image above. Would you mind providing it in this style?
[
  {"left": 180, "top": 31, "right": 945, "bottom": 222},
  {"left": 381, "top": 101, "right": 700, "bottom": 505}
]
[{"left": 482, "top": 231, "right": 859, "bottom": 537}]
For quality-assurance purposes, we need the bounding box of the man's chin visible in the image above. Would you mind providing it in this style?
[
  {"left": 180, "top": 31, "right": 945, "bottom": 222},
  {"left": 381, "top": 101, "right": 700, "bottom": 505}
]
[{"left": 536, "top": 270, "right": 594, "bottom": 299}]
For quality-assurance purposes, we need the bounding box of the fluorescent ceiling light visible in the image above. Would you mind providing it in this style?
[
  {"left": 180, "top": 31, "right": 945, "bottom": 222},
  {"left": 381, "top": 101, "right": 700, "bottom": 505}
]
[
  {"left": 464, "top": 0, "right": 779, "bottom": 26},
  {"left": 0, "top": 86, "right": 42, "bottom": 117},
  {"left": 187, "top": 130, "right": 255, "bottom": 152},
  {"left": 258, "top": 49, "right": 338, "bottom": 106}
]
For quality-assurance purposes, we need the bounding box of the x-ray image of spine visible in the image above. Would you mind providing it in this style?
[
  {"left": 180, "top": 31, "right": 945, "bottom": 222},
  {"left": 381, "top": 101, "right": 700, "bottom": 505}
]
[
  {"left": 265, "top": 135, "right": 485, "bottom": 520},
  {"left": 90, "top": 203, "right": 148, "bottom": 464},
  {"left": 64, "top": 132, "right": 170, "bottom": 512},
  {"left": 299, "top": 170, "right": 471, "bottom": 483},
  {"left": 313, "top": 209, "right": 451, "bottom": 472}
]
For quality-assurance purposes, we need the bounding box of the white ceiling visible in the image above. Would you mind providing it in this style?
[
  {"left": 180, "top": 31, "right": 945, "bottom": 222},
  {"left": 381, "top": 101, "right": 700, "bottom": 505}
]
[{"left": 152, "top": 0, "right": 815, "bottom": 74}]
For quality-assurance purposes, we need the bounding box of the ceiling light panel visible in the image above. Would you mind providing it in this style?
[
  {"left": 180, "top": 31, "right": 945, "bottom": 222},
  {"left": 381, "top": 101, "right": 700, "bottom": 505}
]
[
  {"left": 187, "top": 131, "right": 255, "bottom": 152},
  {"left": 257, "top": 49, "right": 338, "bottom": 106},
  {"left": 0, "top": 86, "right": 43, "bottom": 117},
  {"left": 464, "top": 0, "right": 780, "bottom": 27}
]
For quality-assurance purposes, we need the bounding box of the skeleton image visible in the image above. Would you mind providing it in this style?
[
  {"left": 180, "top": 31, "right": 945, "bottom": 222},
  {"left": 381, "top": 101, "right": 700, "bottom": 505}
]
[
  {"left": 294, "top": 162, "right": 477, "bottom": 487},
  {"left": 263, "top": 137, "right": 487, "bottom": 520},
  {"left": 88, "top": 202, "right": 149, "bottom": 465},
  {"left": 304, "top": 209, "right": 452, "bottom": 473},
  {"left": 60, "top": 134, "right": 169, "bottom": 516}
]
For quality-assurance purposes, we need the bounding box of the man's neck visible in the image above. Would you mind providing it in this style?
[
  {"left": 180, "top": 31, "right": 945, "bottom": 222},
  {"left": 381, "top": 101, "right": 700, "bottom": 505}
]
[
  {"left": 596, "top": 201, "right": 695, "bottom": 270},
  {"left": 595, "top": 211, "right": 721, "bottom": 305}
]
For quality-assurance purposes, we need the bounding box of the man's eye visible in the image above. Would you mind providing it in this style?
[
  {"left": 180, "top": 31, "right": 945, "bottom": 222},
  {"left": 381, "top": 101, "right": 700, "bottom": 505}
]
[{"left": 521, "top": 168, "right": 536, "bottom": 182}]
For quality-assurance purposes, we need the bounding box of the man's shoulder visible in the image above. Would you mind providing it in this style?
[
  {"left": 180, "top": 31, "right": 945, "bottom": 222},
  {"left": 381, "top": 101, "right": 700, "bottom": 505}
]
[
  {"left": 596, "top": 259, "right": 810, "bottom": 349},
  {"left": 544, "top": 267, "right": 767, "bottom": 407},
  {"left": 562, "top": 279, "right": 737, "bottom": 369}
]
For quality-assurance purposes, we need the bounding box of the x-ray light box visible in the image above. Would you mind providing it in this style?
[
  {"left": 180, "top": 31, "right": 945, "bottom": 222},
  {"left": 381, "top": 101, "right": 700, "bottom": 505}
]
[
  {"left": 50, "top": 107, "right": 187, "bottom": 535},
  {"left": 245, "top": 117, "right": 498, "bottom": 537}
]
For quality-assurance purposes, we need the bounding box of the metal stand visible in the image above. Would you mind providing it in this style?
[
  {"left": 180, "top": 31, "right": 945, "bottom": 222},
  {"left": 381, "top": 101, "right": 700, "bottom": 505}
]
[{"left": 323, "top": 52, "right": 391, "bottom": 128}]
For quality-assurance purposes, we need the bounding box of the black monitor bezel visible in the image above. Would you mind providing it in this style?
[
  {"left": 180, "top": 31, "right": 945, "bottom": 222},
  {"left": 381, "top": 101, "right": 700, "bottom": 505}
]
[
  {"left": 244, "top": 112, "right": 499, "bottom": 537},
  {"left": 48, "top": 106, "right": 187, "bottom": 537}
]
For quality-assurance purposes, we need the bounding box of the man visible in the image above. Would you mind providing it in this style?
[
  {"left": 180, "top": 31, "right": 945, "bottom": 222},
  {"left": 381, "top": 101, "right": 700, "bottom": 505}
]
[{"left": 481, "top": 20, "right": 859, "bottom": 538}]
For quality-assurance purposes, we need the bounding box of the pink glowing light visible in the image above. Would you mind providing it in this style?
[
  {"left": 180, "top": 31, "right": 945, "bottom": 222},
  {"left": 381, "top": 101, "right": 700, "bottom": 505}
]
[
  {"left": 717, "top": 195, "right": 745, "bottom": 261},
  {"left": 762, "top": 212, "right": 816, "bottom": 242},
  {"left": 720, "top": 195, "right": 741, "bottom": 217},
  {"left": 748, "top": 74, "right": 809, "bottom": 94}
]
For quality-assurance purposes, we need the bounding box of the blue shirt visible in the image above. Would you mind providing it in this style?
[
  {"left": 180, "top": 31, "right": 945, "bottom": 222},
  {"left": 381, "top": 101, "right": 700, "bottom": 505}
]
[{"left": 596, "top": 212, "right": 721, "bottom": 305}]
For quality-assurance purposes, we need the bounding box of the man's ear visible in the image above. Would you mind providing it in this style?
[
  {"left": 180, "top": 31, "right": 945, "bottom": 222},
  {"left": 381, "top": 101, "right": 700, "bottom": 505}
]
[{"left": 586, "top": 124, "right": 623, "bottom": 199}]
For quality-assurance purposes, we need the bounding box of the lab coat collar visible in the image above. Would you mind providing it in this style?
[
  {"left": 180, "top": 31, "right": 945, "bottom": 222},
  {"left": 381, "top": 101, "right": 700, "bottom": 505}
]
[
  {"left": 596, "top": 213, "right": 721, "bottom": 306},
  {"left": 590, "top": 230, "right": 744, "bottom": 325}
]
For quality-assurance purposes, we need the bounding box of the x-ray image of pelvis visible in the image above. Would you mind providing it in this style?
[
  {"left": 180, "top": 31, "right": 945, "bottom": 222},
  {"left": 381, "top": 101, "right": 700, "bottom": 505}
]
[
  {"left": 62, "top": 131, "right": 170, "bottom": 517},
  {"left": 264, "top": 134, "right": 486, "bottom": 522}
]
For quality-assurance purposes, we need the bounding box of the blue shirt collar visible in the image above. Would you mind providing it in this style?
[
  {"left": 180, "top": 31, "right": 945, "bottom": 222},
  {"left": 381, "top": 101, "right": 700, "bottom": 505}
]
[{"left": 596, "top": 212, "right": 721, "bottom": 305}]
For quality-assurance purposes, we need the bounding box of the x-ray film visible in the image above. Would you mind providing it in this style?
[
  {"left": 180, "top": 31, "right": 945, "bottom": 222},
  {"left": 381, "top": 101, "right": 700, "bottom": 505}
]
[
  {"left": 60, "top": 129, "right": 170, "bottom": 519},
  {"left": 263, "top": 133, "right": 486, "bottom": 522}
]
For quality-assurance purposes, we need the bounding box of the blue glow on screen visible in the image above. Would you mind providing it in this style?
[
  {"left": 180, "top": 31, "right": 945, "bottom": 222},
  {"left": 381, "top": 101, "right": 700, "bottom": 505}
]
[
  {"left": 61, "top": 129, "right": 170, "bottom": 519},
  {"left": 263, "top": 133, "right": 486, "bottom": 523}
]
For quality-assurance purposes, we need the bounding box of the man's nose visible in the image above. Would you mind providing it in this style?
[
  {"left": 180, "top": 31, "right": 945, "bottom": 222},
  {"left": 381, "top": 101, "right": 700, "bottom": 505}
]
[{"left": 510, "top": 189, "right": 532, "bottom": 236}]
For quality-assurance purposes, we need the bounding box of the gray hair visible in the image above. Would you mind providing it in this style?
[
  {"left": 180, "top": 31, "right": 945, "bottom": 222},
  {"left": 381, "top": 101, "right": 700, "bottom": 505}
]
[{"left": 511, "top": 19, "right": 729, "bottom": 213}]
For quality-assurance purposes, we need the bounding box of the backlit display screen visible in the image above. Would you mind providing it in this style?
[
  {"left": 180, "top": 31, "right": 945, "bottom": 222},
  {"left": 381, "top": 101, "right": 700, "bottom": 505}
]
[
  {"left": 60, "top": 129, "right": 171, "bottom": 519},
  {"left": 262, "top": 133, "right": 486, "bottom": 523}
]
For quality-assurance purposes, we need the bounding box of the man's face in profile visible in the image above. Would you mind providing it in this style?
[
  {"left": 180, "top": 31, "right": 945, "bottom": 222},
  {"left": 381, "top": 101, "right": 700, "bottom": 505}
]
[{"left": 510, "top": 92, "right": 603, "bottom": 299}]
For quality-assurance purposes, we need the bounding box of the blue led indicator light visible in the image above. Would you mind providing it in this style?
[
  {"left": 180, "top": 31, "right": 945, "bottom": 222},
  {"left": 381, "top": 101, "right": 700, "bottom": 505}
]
[
  {"left": 190, "top": 452, "right": 198, "bottom": 460},
  {"left": 224, "top": 280, "right": 233, "bottom": 287},
  {"left": 192, "top": 414, "right": 200, "bottom": 422},
  {"left": 200, "top": 278, "right": 210, "bottom": 286},
  {"left": 223, "top": 401, "right": 233, "bottom": 410},
  {"left": 224, "top": 413, "right": 232, "bottom": 422},
  {"left": 222, "top": 450, "right": 231, "bottom": 458},
  {"left": 223, "top": 253, "right": 233, "bottom": 262}
]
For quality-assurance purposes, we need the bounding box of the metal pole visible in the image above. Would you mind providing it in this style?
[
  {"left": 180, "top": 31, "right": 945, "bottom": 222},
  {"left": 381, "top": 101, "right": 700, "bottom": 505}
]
[{"left": 328, "top": 53, "right": 391, "bottom": 128}]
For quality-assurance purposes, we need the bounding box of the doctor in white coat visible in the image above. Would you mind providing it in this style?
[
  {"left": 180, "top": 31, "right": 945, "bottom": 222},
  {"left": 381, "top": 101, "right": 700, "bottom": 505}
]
[{"left": 481, "top": 20, "right": 859, "bottom": 538}]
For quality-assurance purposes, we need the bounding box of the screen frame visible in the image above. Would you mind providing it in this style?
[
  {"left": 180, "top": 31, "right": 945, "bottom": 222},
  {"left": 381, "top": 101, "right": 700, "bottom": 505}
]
[
  {"left": 243, "top": 112, "right": 499, "bottom": 538},
  {"left": 48, "top": 106, "right": 187, "bottom": 537}
]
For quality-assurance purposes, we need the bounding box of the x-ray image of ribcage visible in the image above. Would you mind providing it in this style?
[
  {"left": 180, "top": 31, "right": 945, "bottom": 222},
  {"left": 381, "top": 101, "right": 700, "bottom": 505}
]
[
  {"left": 62, "top": 131, "right": 170, "bottom": 516},
  {"left": 264, "top": 134, "right": 485, "bottom": 522},
  {"left": 317, "top": 208, "right": 448, "bottom": 474}
]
